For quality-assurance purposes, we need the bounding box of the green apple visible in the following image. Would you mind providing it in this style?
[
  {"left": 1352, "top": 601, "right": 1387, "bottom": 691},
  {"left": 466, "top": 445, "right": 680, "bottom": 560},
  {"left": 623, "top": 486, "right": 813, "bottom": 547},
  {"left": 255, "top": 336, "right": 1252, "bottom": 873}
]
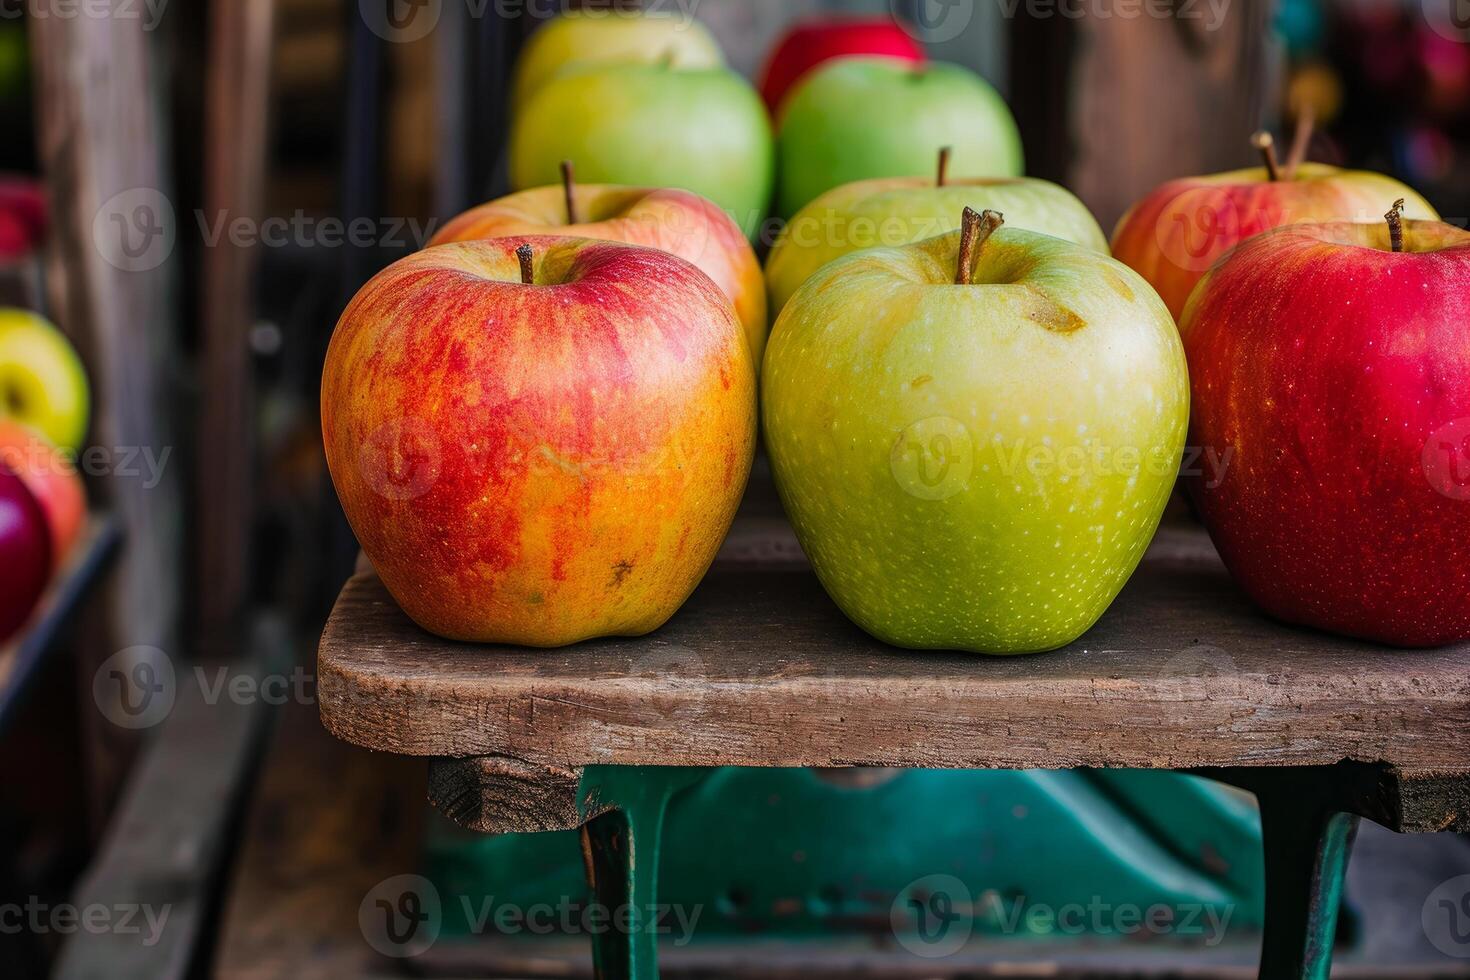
[
  {"left": 762, "top": 211, "right": 1188, "bottom": 654},
  {"left": 510, "top": 62, "right": 773, "bottom": 240},
  {"left": 775, "top": 57, "right": 1023, "bottom": 218},
  {"left": 766, "top": 167, "right": 1107, "bottom": 316},
  {"left": 511, "top": 9, "right": 724, "bottom": 108},
  {"left": 0, "top": 309, "right": 89, "bottom": 453}
]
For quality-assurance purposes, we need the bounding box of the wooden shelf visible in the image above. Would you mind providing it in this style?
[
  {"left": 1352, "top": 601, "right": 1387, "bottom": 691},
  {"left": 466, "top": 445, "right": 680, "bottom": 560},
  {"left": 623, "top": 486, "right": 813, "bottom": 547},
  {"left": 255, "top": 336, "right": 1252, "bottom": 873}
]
[
  {"left": 318, "top": 517, "right": 1470, "bottom": 776},
  {"left": 0, "top": 514, "right": 121, "bottom": 731}
]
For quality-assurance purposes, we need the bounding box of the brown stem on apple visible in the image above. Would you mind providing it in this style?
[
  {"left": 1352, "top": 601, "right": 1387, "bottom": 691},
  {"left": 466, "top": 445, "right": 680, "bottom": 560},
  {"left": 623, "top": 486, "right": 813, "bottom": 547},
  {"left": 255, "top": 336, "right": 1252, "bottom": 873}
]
[
  {"left": 937, "top": 146, "right": 952, "bottom": 187},
  {"left": 1284, "top": 105, "right": 1315, "bottom": 179},
  {"left": 955, "top": 206, "right": 1005, "bottom": 285},
  {"left": 1251, "top": 131, "right": 1281, "bottom": 181},
  {"left": 516, "top": 243, "right": 535, "bottom": 284},
  {"left": 1385, "top": 198, "right": 1405, "bottom": 253},
  {"left": 560, "top": 160, "right": 579, "bottom": 225}
]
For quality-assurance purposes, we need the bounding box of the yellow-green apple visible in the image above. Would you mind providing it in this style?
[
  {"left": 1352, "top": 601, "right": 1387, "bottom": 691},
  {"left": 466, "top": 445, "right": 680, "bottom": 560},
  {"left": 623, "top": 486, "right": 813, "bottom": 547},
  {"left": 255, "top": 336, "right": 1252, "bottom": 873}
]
[
  {"left": 0, "top": 308, "right": 89, "bottom": 452},
  {"left": 430, "top": 176, "right": 768, "bottom": 365},
  {"left": 1181, "top": 208, "right": 1470, "bottom": 646},
  {"left": 1112, "top": 132, "right": 1435, "bottom": 320},
  {"left": 511, "top": 8, "right": 723, "bottom": 109},
  {"left": 510, "top": 62, "right": 773, "bottom": 240},
  {"left": 0, "top": 462, "right": 49, "bottom": 643},
  {"left": 321, "top": 236, "right": 756, "bottom": 646},
  {"left": 757, "top": 15, "right": 925, "bottom": 115},
  {"left": 774, "top": 57, "right": 1022, "bottom": 218},
  {"left": 763, "top": 209, "right": 1187, "bottom": 654},
  {"left": 766, "top": 159, "right": 1107, "bottom": 315},
  {"left": 0, "top": 419, "right": 84, "bottom": 566}
]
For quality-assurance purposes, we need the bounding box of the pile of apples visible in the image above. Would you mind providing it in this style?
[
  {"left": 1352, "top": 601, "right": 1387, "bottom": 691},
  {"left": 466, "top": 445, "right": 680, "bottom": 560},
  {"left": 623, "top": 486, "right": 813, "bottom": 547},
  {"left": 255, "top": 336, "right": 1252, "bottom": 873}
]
[
  {"left": 323, "top": 9, "right": 1470, "bottom": 653},
  {"left": 0, "top": 308, "right": 89, "bottom": 645}
]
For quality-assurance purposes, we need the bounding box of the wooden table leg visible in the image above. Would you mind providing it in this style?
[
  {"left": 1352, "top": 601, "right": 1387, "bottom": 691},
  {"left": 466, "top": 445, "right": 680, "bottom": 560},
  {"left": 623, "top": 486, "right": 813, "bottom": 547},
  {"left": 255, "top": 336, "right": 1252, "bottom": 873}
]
[{"left": 578, "top": 767, "right": 708, "bottom": 980}]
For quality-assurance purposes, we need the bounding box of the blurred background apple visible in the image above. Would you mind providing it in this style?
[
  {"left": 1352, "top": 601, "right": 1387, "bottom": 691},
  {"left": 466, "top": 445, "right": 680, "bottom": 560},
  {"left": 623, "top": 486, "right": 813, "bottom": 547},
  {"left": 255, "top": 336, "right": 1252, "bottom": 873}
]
[
  {"left": 775, "top": 57, "right": 1022, "bottom": 218},
  {"left": 757, "top": 15, "right": 924, "bottom": 116}
]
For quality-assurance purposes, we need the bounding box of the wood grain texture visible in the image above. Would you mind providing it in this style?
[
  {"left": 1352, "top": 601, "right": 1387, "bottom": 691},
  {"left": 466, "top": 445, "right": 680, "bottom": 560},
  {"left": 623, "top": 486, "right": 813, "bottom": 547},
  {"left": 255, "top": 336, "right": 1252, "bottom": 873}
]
[
  {"left": 428, "top": 754, "right": 599, "bottom": 834},
  {"left": 318, "top": 520, "right": 1470, "bottom": 774}
]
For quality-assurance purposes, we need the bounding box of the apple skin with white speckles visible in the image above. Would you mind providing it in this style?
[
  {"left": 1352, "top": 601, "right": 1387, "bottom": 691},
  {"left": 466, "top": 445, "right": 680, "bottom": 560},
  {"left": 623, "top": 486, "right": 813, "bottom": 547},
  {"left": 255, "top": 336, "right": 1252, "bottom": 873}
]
[
  {"left": 1181, "top": 219, "right": 1470, "bottom": 647},
  {"left": 762, "top": 225, "right": 1189, "bottom": 654}
]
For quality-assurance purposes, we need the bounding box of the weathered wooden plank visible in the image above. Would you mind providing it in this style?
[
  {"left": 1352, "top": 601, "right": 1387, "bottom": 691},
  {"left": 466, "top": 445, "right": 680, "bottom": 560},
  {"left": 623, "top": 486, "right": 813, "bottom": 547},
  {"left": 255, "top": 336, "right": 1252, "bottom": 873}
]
[
  {"left": 318, "top": 519, "right": 1470, "bottom": 773},
  {"left": 197, "top": 0, "right": 276, "bottom": 642},
  {"left": 52, "top": 619, "right": 280, "bottom": 980}
]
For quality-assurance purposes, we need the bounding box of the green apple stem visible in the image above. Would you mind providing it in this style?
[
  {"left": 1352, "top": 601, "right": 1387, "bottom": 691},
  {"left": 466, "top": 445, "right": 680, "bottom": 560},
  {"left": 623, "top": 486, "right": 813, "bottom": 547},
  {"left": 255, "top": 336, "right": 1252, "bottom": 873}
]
[
  {"left": 1251, "top": 131, "right": 1282, "bottom": 181},
  {"left": 1385, "top": 198, "right": 1405, "bottom": 253},
  {"left": 560, "top": 160, "right": 579, "bottom": 224},
  {"left": 1284, "top": 105, "right": 1315, "bottom": 179},
  {"left": 516, "top": 243, "right": 534, "bottom": 284},
  {"left": 937, "top": 146, "right": 952, "bottom": 187},
  {"left": 955, "top": 206, "right": 1005, "bottom": 285}
]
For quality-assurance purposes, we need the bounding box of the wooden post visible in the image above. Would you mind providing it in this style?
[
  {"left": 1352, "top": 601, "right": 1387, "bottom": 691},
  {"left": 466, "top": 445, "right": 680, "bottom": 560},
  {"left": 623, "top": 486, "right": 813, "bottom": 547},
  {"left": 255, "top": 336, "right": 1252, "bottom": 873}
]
[
  {"left": 197, "top": 0, "right": 276, "bottom": 645},
  {"left": 29, "top": 0, "right": 182, "bottom": 827}
]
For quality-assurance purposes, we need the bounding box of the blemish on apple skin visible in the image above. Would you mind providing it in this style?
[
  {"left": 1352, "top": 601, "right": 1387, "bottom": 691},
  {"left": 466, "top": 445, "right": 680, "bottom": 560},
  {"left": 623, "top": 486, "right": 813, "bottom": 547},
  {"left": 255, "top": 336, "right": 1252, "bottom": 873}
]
[
  {"left": 610, "top": 559, "right": 635, "bottom": 588},
  {"left": 911, "top": 374, "right": 933, "bottom": 389},
  {"left": 1100, "top": 267, "right": 1136, "bottom": 302}
]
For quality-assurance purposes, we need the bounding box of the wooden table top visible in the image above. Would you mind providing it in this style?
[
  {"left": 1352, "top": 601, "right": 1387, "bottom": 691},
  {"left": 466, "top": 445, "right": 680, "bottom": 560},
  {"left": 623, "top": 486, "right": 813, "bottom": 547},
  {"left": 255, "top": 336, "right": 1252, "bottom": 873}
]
[{"left": 318, "top": 517, "right": 1470, "bottom": 774}]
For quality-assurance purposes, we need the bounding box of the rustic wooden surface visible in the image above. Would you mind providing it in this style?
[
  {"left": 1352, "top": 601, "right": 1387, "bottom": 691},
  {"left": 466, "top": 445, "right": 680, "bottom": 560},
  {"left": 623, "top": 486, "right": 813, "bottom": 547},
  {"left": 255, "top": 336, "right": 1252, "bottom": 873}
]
[{"left": 318, "top": 518, "right": 1470, "bottom": 774}]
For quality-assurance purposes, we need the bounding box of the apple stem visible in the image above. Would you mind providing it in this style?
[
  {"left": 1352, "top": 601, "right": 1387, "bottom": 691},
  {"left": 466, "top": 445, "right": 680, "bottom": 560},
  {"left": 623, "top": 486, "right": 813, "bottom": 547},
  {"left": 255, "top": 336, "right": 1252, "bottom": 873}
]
[
  {"left": 1284, "top": 105, "right": 1315, "bottom": 179},
  {"left": 955, "top": 206, "right": 1005, "bottom": 286},
  {"left": 560, "top": 160, "right": 579, "bottom": 224},
  {"left": 516, "top": 243, "right": 534, "bottom": 284},
  {"left": 1385, "top": 198, "right": 1405, "bottom": 253},
  {"left": 937, "top": 146, "right": 952, "bottom": 188},
  {"left": 1252, "top": 131, "right": 1282, "bottom": 181}
]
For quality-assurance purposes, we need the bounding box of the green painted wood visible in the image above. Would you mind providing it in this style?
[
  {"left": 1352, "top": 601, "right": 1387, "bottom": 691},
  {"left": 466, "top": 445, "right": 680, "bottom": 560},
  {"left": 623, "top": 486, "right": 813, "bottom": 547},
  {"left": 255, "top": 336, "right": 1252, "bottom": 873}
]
[{"left": 577, "top": 767, "right": 710, "bottom": 980}]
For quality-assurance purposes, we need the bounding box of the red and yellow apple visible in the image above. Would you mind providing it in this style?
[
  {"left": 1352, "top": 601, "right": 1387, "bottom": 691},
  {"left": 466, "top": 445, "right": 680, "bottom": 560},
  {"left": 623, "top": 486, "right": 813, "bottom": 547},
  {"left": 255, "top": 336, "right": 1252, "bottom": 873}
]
[
  {"left": 1113, "top": 160, "right": 1435, "bottom": 320},
  {"left": 757, "top": 16, "right": 925, "bottom": 116},
  {"left": 1181, "top": 214, "right": 1470, "bottom": 647},
  {"left": 431, "top": 182, "right": 768, "bottom": 366},
  {"left": 0, "top": 461, "right": 49, "bottom": 643},
  {"left": 0, "top": 419, "right": 84, "bottom": 566},
  {"left": 321, "top": 236, "right": 756, "bottom": 646}
]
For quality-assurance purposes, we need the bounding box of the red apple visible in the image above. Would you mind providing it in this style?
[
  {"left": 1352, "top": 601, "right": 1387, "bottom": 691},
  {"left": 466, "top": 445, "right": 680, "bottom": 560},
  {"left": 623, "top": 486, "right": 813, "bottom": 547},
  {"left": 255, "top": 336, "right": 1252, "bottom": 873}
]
[
  {"left": 430, "top": 175, "right": 768, "bottom": 366},
  {"left": 0, "top": 461, "right": 50, "bottom": 643},
  {"left": 757, "top": 16, "right": 925, "bottom": 116},
  {"left": 1181, "top": 210, "right": 1470, "bottom": 646},
  {"left": 321, "top": 236, "right": 756, "bottom": 646},
  {"left": 0, "top": 419, "right": 85, "bottom": 566},
  {"left": 1112, "top": 131, "right": 1436, "bottom": 320}
]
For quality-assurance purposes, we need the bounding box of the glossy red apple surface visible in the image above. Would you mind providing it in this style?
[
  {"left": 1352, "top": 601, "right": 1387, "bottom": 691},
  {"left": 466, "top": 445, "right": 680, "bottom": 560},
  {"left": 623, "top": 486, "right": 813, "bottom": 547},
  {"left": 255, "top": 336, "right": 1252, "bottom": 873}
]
[
  {"left": 1181, "top": 217, "right": 1470, "bottom": 646},
  {"left": 0, "top": 461, "right": 50, "bottom": 643},
  {"left": 757, "top": 16, "right": 924, "bottom": 115},
  {"left": 321, "top": 236, "right": 756, "bottom": 646}
]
